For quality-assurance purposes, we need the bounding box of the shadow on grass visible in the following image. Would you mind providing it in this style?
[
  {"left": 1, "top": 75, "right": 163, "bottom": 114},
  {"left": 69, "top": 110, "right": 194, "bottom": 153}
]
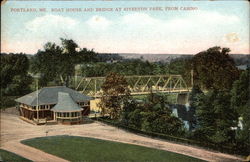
[{"left": 0, "top": 149, "right": 32, "bottom": 162}]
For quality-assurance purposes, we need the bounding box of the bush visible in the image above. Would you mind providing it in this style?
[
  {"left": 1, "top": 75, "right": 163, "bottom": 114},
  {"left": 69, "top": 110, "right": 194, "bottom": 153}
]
[
  {"left": 0, "top": 96, "right": 18, "bottom": 109},
  {"left": 94, "top": 117, "right": 248, "bottom": 156}
]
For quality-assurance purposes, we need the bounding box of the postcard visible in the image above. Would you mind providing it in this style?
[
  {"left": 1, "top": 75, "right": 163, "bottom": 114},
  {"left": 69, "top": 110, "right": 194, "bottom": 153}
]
[{"left": 1, "top": 0, "right": 249, "bottom": 162}]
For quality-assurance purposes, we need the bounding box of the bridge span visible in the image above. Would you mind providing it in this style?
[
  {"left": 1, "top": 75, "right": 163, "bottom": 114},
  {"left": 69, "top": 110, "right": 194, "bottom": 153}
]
[{"left": 75, "top": 75, "right": 190, "bottom": 97}]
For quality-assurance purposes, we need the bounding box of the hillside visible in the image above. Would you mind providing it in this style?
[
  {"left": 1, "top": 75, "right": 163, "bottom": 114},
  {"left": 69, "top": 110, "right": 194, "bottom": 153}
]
[{"left": 118, "top": 53, "right": 249, "bottom": 65}]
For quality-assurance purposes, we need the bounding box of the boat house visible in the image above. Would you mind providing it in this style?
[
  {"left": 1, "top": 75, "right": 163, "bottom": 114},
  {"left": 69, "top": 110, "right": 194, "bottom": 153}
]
[{"left": 15, "top": 86, "right": 92, "bottom": 125}]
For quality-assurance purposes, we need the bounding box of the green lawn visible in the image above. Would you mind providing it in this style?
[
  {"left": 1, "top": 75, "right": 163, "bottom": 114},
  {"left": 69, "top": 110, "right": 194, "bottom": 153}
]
[
  {"left": 21, "top": 135, "right": 205, "bottom": 162},
  {"left": 0, "top": 149, "right": 32, "bottom": 162}
]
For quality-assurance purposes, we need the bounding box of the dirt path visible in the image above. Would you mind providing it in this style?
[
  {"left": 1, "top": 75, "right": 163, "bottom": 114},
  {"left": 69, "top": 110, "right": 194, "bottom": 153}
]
[{"left": 0, "top": 113, "right": 244, "bottom": 162}]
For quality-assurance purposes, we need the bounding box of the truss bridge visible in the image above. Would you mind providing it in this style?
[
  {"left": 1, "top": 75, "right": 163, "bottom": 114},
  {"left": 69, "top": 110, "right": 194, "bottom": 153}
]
[{"left": 75, "top": 75, "right": 190, "bottom": 97}]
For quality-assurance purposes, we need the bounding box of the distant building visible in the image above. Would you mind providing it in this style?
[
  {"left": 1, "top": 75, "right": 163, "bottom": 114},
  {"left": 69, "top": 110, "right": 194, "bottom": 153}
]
[{"left": 15, "top": 86, "right": 92, "bottom": 125}]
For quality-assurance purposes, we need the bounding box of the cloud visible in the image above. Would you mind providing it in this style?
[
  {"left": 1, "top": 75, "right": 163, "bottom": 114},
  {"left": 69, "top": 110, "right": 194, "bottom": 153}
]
[
  {"left": 6, "top": 15, "right": 81, "bottom": 53},
  {"left": 198, "top": 11, "right": 239, "bottom": 24},
  {"left": 101, "top": 11, "right": 243, "bottom": 54},
  {"left": 86, "top": 16, "right": 112, "bottom": 30},
  {"left": 224, "top": 32, "right": 240, "bottom": 43},
  {"left": 120, "top": 11, "right": 239, "bottom": 31},
  {"left": 4, "top": 10, "right": 245, "bottom": 54},
  {"left": 118, "top": 11, "right": 241, "bottom": 42},
  {"left": 26, "top": 14, "right": 78, "bottom": 32},
  {"left": 121, "top": 13, "right": 160, "bottom": 26},
  {"left": 25, "top": 15, "right": 79, "bottom": 40}
]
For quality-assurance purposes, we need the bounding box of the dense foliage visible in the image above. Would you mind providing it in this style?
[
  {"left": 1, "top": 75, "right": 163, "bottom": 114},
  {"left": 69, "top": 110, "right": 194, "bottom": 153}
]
[
  {"left": 81, "top": 60, "right": 166, "bottom": 76},
  {"left": 187, "top": 69, "right": 250, "bottom": 154},
  {"left": 188, "top": 85, "right": 203, "bottom": 108},
  {"left": 99, "top": 72, "right": 131, "bottom": 119},
  {"left": 97, "top": 53, "right": 123, "bottom": 62},
  {"left": 168, "top": 58, "right": 192, "bottom": 86},
  {"left": 31, "top": 39, "right": 192, "bottom": 87},
  {"left": 192, "top": 46, "right": 239, "bottom": 90},
  {"left": 81, "top": 57, "right": 191, "bottom": 77},
  {"left": 230, "top": 69, "right": 250, "bottom": 152},
  {"left": 31, "top": 38, "right": 98, "bottom": 86},
  {"left": 1, "top": 53, "right": 32, "bottom": 96},
  {"left": 121, "top": 93, "right": 184, "bottom": 136},
  {"left": 193, "top": 91, "right": 238, "bottom": 144},
  {"left": 1, "top": 41, "right": 249, "bottom": 155}
]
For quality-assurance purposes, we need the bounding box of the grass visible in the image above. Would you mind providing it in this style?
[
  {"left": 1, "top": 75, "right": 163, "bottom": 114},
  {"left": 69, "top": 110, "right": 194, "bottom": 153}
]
[
  {"left": 21, "top": 135, "right": 206, "bottom": 162},
  {"left": 0, "top": 149, "right": 32, "bottom": 162}
]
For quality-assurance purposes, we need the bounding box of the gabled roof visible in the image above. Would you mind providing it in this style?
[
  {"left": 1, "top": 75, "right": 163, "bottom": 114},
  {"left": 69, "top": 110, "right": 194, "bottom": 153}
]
[
  {"left": 51, "top": 92, "right": 82, "bottom": 112},
  {"left": 15, "top": 86, "right": 92, "bottom": 106}
]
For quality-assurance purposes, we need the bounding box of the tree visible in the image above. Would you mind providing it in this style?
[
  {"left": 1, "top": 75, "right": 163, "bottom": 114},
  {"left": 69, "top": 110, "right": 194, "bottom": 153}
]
[
  {"left": 194, "top": 90, "right": 238, "bottom": 144},
  {"left": 192, "top": 46, "right": 239, "bottom": 90},
  {"left": 141, "top": 93, "right": 184, "bottom": 135},
  {"left": 120, "top": 92, "right": 184, "bottom": 135},
  {"left": 0, "top": 53, "right": 32, "bottom": 96},
  {"left": 188, "top": 85, "right": 203, "bottom": 129},
  {"left": 231, "top": 69, "right": 249, "bottom": 115},
  {"left": 120, "top": 99, "right": 143, "bottom": 128},
  {"left": 167, "top": 57, "right": 192, "bottom": 86},
  {"left": 99, "top": 72, "right": 130, "bottom": 119},
  {"left": 231, "top": 69, "right": 250, "bottom": 152},
  {"left": 31, "top": 38, "right": 98, "bottom": 86},
  {"left": 4, "top": 75, "right": 33, "bottom": 95},
  {"left": 188, "top": 85, "right": 203, "bottom": 107}
]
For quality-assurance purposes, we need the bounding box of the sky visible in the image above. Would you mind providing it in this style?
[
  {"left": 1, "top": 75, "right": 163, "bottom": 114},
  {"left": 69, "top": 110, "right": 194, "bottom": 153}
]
[{"left": 1, "top": 1, "right": 249, "bottom": 54}]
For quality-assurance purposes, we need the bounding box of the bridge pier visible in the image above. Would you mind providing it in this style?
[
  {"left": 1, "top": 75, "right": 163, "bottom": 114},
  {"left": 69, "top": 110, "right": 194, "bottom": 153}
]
[{"left": 176, "top": 93, "right": 189, "bottom": 105}]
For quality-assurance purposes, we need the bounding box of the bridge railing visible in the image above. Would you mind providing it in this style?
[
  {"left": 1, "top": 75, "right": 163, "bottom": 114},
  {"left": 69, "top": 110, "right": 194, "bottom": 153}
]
[{"left": 74, "top": 75, "right": 189, "bottom": 96}]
